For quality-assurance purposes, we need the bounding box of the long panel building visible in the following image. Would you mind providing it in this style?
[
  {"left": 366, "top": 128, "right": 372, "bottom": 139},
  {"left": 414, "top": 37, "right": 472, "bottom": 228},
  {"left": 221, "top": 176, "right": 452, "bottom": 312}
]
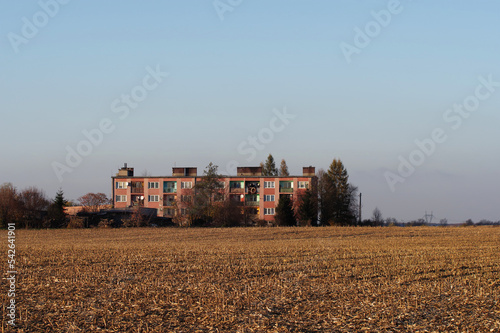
[{"left": 112, "top": 164, "right": 316, "bottom": 222}]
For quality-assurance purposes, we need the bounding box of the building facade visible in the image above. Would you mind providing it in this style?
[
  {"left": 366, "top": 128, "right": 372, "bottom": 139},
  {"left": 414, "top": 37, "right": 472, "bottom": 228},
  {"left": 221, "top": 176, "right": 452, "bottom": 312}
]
[{"left": 111, "top": 164, "right": 316, "bottom": 222}]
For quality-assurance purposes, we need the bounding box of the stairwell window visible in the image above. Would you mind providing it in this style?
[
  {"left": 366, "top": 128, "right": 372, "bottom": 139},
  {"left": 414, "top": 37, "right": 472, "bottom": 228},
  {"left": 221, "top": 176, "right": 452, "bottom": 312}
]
[
  {"left": 181, "top": 182, "right": 193, "bottom": 189},
  {"left": 148, "top": 195, "right": 159, "bottom": 202},
  {"left": 264, "top": 195, "right": 275, "bottom": 202},
  {"left": 264, "top": 208, "right": 275, "bottom": 215},
  {"left": 264, "top": 181, "right": 275, "bottom": 189},
  {"left": 116, "top": 195, "right": 127, "bottom": 202}
]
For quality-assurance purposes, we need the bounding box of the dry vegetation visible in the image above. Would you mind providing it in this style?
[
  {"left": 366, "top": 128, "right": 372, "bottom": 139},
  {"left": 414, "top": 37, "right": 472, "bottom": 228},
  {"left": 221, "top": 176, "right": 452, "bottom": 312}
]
[{"left": 2, "top": 226, "right": 500, "bottom": 332}]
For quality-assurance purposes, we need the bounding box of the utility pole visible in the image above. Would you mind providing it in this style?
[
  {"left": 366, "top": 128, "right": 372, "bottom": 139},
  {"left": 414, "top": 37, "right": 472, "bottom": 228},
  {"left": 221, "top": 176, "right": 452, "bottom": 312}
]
[
  {"left": 424, "top": 211, "right": 434, "bottom": 224},
  {"left": 359, "top": 192, "right": 362, "bottom": 224}
]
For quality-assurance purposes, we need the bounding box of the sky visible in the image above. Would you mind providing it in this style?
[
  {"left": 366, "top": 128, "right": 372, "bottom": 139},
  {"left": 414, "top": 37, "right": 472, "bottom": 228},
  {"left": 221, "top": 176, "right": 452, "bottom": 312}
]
[{"left": 1, "top": 0, "right": 499, "bottom": 223}]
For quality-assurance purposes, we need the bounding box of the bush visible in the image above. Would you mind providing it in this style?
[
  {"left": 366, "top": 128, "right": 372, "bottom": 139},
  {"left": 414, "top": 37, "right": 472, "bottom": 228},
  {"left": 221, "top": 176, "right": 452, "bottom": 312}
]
[{"left": 67, "top": 217, "right": 85, "bottom": 229}]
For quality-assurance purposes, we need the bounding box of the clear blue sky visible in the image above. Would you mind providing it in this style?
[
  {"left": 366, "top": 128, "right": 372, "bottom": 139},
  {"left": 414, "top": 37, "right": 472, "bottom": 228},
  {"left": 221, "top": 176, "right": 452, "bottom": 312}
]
[{"left": 1, "top": 0, "right": 499, "bottom": 223}]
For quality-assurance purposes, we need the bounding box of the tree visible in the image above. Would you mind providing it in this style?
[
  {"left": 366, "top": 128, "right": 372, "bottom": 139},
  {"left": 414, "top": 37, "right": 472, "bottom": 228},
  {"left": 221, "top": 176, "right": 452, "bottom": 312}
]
[
  {"left": 372, "top": 207, "right": 383, "bottom": 226},
  {"left": 464, "top": 219, "right": 475, "bottom": 226},
  {"left": 275, "top": 195, "right": 296, "bottom": 226},
  {"left": 439, "top": 218, "right": 448, "bottom": 226},
  {"left": 141, "top": 169, "right": 152, "bottom": 177},
  {"left": 212, "top": 199, "right": 243, "bottom": 227},
  {"left": 47, "top": 189, "right": 67, "bottom": 228},
  {"left": 319, "top": 159, "right": 358, "bottom": 226},
  {"left": 295, "top": 188, "right": 318, "bottom": 226},
  {"left": 18, "top": 187, "right": 50, "bottom": 228},
  {"left": 279, "top": 159, "right": 290, "bottom": 177},
  {"left": 385, "top": 217, "right": 398, "bottom": 227},
  {"left": 185, "top": 162, "right": 225, "bottom": 226},
  {"left": 317, "top": 169, "right": 334, "bottom": 226},
  {"left": 78, "top": 192, "right": 111, "bottom": 213},
  {"left": 0, "top": 183, "right": 20, "bottom": 228},
  {"left": 262, "top": 154, "right": 278, "bottom": 176}
]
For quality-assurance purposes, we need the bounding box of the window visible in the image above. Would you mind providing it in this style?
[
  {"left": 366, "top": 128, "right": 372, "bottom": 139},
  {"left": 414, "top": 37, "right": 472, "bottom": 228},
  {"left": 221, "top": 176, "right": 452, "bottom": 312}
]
[
  {"left": 264, "top": 181, "right": 275, "bottom": 189},
  {"left": 116, "top": 182, "right": 128, "bottom": 189},
  {"left": 164, "top": 181, "right": 177, "bottom": 193},
  {"left": 116, "top": 195, "right": 127, "bottom": 202},
  {"left": 264, "top": 208, "right": 275, "bottom": 215},
  {"left": 148, "top": 195, "right": 159, "bottom": 202},
  {"left": 230, "top": 181, "right": 243, "bottom": 188},
  {"left": 264, "top": 195, "right": 275, "bottom": 202},
  {"left": 181, "top": 181, "right": 193, "bottom": 189},
  {"left": 181, "top": 208, "right": 188, "bottom": 215},
  {"left": 148, "top": 182, "right": 159, "bottom": 189},
  {"left": 181, "top": 195, "right": 191, "bottom": 203},
  {"left": 165, "top": 208, "right": 176, "bottom": 216},
  {"left": 298, "top": 181, "right": 309, "bottom": 189}
]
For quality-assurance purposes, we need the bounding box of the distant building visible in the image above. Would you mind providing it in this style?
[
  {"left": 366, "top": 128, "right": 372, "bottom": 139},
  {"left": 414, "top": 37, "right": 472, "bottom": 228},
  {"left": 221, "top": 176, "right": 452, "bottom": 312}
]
[{"left": 111, "top": 163, "right": 317, "bottom": 222}]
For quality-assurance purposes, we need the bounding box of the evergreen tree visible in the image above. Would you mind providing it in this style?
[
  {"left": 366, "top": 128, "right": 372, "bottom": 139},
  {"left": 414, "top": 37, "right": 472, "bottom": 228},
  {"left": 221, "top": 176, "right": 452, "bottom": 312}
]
[
  {"left": 48, "top": 189, "right": 67, "bottom": 228},
  {"left": 279, "top": 159, "right": 290, "bottom": 177},
  {"left": 262, "top": 154, "right": 278, "bottom": 176},
  {"left": 275, "top": 195, "right": 296, "bottom": 226},
  {"left": 318, "top": 170, "right": 335, "bottom": 225},
  {"left": 320, "top": 159, "right": 358, "bottom": 226},
  {"left": 296, "top": 189, "right": 318, "bottom": 226}
]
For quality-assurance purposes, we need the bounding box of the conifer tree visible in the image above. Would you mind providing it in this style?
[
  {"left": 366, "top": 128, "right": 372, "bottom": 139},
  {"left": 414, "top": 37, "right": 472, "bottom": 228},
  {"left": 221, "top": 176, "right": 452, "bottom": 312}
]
[
  {"left": 319, "top": 159, "right": 358, "bottom": 225},
  {"left": 262, "top": 154, "right": 278, "bottom": 176},
  {"left": 279, "top": 159, "right": 289, "bottom": 176},
  {"left": 48, "top": 189, "right": 67, "bottom": 227},
  {"left": 275, "top": 195, "right": 296, "bottom": 226}
]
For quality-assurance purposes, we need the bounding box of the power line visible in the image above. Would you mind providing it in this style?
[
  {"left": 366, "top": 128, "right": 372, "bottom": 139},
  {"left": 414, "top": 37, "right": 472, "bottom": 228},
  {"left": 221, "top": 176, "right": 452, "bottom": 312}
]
[{"left": 424, "top": 211, "right": 434, "bottom": 224}]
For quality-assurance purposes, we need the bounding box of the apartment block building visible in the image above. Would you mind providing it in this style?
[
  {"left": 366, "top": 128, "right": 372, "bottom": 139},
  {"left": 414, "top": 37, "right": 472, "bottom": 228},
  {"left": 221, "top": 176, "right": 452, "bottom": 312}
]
[{"left": 112, "top": 164, "right": 316, "bottom": 222}]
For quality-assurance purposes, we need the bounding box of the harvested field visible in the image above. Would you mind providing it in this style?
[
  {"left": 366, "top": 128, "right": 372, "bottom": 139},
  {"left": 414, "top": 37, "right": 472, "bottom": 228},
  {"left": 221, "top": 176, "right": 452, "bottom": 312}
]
[{"left": 2, "top": 226, "right": 500, "bottom": 332}]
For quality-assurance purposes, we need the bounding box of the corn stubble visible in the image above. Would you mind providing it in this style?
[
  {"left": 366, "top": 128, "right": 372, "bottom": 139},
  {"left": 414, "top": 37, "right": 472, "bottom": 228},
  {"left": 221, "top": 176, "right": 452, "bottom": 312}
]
[{"left": 3, "top": 227, "right": 500, "bottom": 332}]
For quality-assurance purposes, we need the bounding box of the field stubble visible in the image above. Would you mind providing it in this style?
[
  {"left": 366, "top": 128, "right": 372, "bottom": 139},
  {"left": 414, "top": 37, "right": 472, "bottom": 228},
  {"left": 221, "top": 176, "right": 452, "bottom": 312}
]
[{"left": 2, "top": 227, "right": 500, "bottom": 332}]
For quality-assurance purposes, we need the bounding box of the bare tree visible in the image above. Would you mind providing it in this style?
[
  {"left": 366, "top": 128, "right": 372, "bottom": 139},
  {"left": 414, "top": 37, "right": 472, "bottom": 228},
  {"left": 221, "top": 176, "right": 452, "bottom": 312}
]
[
  {"left": 78, "top": 193, "right": 111, "bottom": 213},
  {"left": 0, "top": 183, "right": 20, "bottom": 228},
  {"left": 18, "top": 187, "right": 50, "bottom": 228},
  {"left": 372, "top": 207, "right": 383, "bottom": 225}
]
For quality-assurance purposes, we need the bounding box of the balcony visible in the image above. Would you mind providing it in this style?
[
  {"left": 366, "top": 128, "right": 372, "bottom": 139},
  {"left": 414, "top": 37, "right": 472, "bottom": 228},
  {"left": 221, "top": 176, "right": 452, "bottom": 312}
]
[
  {"left": 230, "top": 187, "right": 244, "bottom": 193},
  {"left": 246, "top": 186, "right": 260, "bottom": 195},
  {"left": 131, "top": 188, "right": 144, "bottom": 194},
  {"left": 163, "top": 200, "right": 176, "bottom": 207},
  {"left": 245, "top": 201, "right": 259, "bottom": 206},
  {"left": 163, "top": 181, "right": 177, "bottom": 193},
  {"left": 279, "top": 181, "right": 293, "bottom": 193}
]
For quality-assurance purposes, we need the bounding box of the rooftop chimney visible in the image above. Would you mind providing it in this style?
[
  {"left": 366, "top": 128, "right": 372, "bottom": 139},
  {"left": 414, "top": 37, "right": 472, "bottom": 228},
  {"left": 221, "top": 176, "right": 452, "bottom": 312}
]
[
  {"left": 303, "top": 166, "right": 315, "bottom": 177},
  {"left": 117, "top": 163, "right": 134, "bottom": 177}
]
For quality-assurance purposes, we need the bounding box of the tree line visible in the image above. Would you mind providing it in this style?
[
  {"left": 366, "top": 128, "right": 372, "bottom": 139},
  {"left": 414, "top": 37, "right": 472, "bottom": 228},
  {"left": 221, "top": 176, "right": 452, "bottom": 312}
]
[
  {"left": 0, "top": 184, "right": 112, "bottom": 229},
  {"left": 0, "top": 184, "right": 66, "bottom": 228}
]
